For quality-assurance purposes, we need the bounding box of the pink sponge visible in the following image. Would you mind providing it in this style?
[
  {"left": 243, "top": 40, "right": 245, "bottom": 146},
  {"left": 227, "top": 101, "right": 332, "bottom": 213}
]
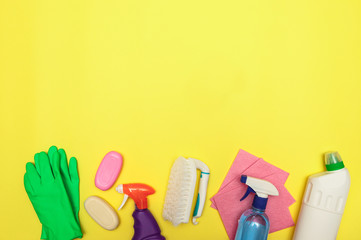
[{"left": 95, "top": 151, "right": 123, "bottom": 191}]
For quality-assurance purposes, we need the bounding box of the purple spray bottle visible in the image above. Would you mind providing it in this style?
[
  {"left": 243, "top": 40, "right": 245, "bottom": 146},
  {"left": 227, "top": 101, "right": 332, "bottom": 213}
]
[{"left": 116, "top": 183, "right": 165, "bottom": 240}]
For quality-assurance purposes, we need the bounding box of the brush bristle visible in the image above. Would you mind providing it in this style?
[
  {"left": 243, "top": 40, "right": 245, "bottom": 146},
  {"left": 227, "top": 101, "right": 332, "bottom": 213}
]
[{"left": 163, "top": 157, "right": 197, "bottom": 226}]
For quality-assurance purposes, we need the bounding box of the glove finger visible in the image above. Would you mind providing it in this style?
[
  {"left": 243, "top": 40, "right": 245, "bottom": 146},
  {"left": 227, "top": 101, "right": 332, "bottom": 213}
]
[
  {"left": 38, "top": 152, "right": 54, "bottom": 182},
  {"left": 25, "top": 162, "right": 40, "bottom": 188},
  {"left": 69, "top": 157, "right": 79, "bottom": 181},
  {"left": 48, "top": 145, "right": 58, "bottom": 160},
  {"left": 50, "top": 151, "right": 61, "bottom": 178},
  {"left": 59, "top": 148, "right": 70, "bottom": 180},
  {"left": 24, "top": 173, "right": 34, "bottom": 195},
  {"left": 34, "top": 153, "right": 41, "bottom": 175}
]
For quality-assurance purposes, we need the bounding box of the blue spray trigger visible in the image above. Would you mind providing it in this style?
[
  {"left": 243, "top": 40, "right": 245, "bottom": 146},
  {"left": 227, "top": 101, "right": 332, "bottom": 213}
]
[{"left": 240, "top": 186, "right": 255, "bottom": 201}]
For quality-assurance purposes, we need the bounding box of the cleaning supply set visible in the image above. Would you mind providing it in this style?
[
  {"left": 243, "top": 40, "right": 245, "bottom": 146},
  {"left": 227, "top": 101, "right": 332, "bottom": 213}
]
[
  {"left": 162, "top": 157, "right": 210, "bottom": 226},
  {"left": 293, "top": 151, "right": 351, "bottom": 240},
  {"left": 24, "top": 146, "right": 351, "bottom": 239}
]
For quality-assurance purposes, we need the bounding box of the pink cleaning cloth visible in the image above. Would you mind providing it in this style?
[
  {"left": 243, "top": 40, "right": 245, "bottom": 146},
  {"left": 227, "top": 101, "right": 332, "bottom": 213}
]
[
  {"left": 211, "top": 149, "right": 292, "bottom": 208},
  {"left": 210, "top": 149, "right": 295, "bottom": 239},
  {"left": 211, "top": 158, "right": 294, "bottom": 209}
]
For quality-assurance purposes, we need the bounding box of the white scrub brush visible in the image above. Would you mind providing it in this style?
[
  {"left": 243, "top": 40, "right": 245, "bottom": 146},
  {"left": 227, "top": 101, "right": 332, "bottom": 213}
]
[{"left": 162, "top": 157, "right": 210, "bottom": 226}]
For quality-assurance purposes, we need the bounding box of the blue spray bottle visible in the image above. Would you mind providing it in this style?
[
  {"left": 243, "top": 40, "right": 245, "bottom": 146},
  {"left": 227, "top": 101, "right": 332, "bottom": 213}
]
[{"left": 235, "top": 175, "right": 279, "bottom": 240}]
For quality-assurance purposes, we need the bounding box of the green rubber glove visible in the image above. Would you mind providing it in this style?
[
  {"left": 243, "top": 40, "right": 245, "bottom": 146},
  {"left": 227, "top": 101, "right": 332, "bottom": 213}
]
[
  {"left": 40, "top": 146, "right": 81, "bottom": 239},
  {"left": 24, "top": 151, "right": 82, "bottom": 240}
]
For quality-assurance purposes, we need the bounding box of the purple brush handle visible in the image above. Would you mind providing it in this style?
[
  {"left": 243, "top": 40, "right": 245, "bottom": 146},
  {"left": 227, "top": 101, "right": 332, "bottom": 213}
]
[{"left": 132, "top": 208, "right": 166, "bottom": 240}]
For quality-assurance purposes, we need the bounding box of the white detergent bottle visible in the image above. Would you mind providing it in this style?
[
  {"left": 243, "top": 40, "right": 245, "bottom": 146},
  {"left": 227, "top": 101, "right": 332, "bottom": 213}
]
[{"left": 293, "top": 152, "right": 351, "bottom": 240}]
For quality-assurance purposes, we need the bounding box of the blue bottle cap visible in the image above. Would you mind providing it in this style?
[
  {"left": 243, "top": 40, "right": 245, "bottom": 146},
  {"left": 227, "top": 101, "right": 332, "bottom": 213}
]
[{"left": 252, "top": 195, "right": 268, "bottom": 211}]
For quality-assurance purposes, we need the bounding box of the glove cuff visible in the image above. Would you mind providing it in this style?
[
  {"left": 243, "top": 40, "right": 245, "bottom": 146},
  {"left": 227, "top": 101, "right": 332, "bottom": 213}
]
[{"left": 45, "top": 221, "right": 82, "bottom": 240}]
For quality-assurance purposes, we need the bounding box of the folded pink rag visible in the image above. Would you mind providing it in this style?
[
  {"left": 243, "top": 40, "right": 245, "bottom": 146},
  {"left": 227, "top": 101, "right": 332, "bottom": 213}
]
[{"left": 211, "top": 149, "right": 295, "bottom": 240}]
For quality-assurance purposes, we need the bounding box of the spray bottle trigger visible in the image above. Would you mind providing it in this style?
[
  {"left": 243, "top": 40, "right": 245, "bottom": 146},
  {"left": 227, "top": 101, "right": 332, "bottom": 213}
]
[
  {"left": 118, "top": 194, "right": 129, "bottom": 210},
  {"left": 240, "top": 186, "right": 255, "bottom": 201}
]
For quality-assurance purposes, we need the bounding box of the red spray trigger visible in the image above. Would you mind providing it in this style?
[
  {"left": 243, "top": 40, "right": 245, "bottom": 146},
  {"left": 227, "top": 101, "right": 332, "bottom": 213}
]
[{"left": 116, "top": 183, "right": 155, "bottom": 210}]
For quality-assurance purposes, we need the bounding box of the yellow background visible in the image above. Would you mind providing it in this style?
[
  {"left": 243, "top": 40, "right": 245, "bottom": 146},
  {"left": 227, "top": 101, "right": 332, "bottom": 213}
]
[{"left": 1, "top": 0, "right": 361, "bottom": 239}]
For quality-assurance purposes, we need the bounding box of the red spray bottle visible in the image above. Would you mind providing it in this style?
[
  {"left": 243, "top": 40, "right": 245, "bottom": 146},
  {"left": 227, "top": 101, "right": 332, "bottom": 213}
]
[{"left": 116, "top": 183, "right": 165, "bottom": 240}]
